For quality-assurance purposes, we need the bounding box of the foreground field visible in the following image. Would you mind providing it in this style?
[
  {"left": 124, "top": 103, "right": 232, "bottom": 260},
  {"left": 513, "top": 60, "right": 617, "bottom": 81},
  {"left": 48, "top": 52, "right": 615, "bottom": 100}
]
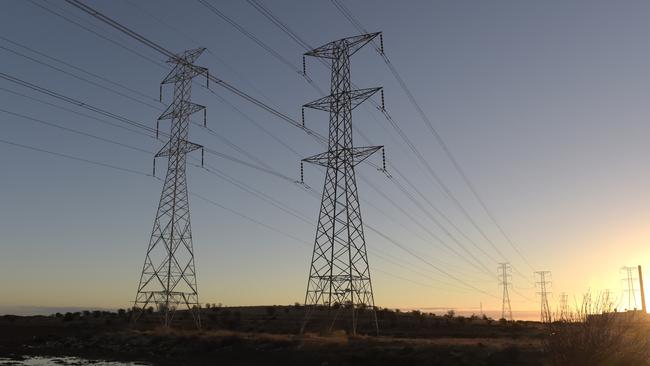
[
  {"left": 2, "top": 305, "right": 648, "bottom": 365},
  {"left": 0, "top": 306, "right": 546, "bottom": 365}
]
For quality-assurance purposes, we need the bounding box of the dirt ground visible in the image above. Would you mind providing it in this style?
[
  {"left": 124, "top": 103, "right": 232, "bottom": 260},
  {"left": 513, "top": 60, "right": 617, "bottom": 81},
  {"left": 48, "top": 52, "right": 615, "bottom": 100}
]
[{"left": 0, "top": 308, "right": 546, "bottom": 365}]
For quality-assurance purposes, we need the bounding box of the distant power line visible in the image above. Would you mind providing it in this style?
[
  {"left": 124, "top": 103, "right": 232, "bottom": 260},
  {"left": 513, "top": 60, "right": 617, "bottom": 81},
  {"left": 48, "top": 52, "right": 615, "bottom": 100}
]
[
  {"left": 331, "top": 0, "right": 536, "bottom": 274},
  {"left": 2, "top": 0, "right": 523, "bottom": 304}
]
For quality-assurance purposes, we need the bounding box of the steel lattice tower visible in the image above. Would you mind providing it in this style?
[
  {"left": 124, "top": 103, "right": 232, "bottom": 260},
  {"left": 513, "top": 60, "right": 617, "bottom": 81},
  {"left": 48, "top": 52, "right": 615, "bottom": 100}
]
[
  {"left": 133, "top": 48, "right": 208, "bottom": 328},
  {"left": 301, "top": 33, "right": 383, "bottom": 335},
  {"left": 535, "top": 271, "right": 552, "bottom": 323},
  {"left": 621, "top": 266, "right": 638, "bottom": 310},
  {"left": 498, "top": 263, "right": 513, "bottom": 321},
  {"left": 558, "top": 292, "right": 569, "bottom": 320}
]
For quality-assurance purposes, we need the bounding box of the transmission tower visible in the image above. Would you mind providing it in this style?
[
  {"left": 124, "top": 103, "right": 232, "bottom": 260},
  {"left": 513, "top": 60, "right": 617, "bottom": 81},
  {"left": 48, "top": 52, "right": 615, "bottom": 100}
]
[
  {"left": 558, "top": 292, "right": 569, "bottom": 320},
  {"left": 535, "top": 271, "right": 552, "bottom": 323},
  {"left": 498, "top": 263, "right": 513, "bottom": 321},
  {"left": 621, "top": 266, "right": 639, "bottom": 310},
  {"left": 300, "top": 32, "right": 384, "bottom": 335},
  {"left": 132, "top": 48, "right": 208, "bottom": 328}
]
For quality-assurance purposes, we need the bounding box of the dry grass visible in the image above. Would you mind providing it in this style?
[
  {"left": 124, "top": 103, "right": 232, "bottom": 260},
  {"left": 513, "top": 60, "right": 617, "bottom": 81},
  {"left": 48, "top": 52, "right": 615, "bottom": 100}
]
[
  {"left": 136, "top": 326, "right": 354, "bottom": 345},
  {"left": 544, "top": 291, "right": 650, "bottom": 365}
]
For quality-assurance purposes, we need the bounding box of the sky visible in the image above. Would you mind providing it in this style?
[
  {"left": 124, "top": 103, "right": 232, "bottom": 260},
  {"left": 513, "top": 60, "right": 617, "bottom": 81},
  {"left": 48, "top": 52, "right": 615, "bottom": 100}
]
[{"left": 2, "top": 0, "right": 650, "bottom": 320}]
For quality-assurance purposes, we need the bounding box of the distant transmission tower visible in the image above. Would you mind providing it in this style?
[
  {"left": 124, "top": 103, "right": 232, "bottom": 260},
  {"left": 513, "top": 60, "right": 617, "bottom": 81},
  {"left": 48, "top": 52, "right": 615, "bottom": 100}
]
[
  {"left": 300, "top": 32, "right": 384, "bottom": 335},
  {"left": 558, "top": 292, "right": 569, "bottom": 320},
  {"left": 535, "top": 271, "right": 552, "bottom": 323},
  {"left": 621, "top": 266, "right": 638, "bottom": 310},
  {"left": 132, "top": 48, "right": 208, "bottom": 328},
  {"left": 498, "top": 263, "right": 513, "bottom": 321}
]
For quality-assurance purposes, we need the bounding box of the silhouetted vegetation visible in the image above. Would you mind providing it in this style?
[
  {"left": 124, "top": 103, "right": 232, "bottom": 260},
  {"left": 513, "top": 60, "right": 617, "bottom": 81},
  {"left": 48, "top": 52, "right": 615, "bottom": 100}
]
[
  {"left": 543, "top": 291, "right": 650, "bottom": 365},
  {"left": 0, "top": 306, "right": 549, "bottom": 365}
]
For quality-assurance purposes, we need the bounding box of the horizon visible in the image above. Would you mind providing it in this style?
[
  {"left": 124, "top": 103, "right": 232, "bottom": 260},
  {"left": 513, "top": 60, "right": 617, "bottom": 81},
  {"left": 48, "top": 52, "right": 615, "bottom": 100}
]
[{"left": 0, "top": 304, "right": 548, "bottom": 322}]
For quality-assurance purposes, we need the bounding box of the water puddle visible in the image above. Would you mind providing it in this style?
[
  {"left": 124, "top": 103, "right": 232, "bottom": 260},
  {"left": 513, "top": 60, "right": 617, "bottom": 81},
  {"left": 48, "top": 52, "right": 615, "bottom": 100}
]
[{"left": 0, "top": 357, "right": 150, "bottom": 366}]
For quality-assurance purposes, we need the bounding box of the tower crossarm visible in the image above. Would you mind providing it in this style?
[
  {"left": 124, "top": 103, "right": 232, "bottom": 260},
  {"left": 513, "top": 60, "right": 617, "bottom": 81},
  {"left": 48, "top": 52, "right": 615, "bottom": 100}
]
[
  {"left": 303, "top": 87, "right": 382, "bottom": 112},
  {"left": 161, "top": 47, "right": 208, "bottom": 84},
  {"left": 162, "top": 64, "right": 208, "bottom": 84},
  {"left": 305, "top": 32, "right": 381, "bottom": 59},
  {"left": 155, "top": 140, "right": 203, "bottom": 158},
  {"left": 302, "top": 146, "right": 382, "bottom": 168},
  {"left": 158, "top": 100, "right": 206, "bottom": 120}
]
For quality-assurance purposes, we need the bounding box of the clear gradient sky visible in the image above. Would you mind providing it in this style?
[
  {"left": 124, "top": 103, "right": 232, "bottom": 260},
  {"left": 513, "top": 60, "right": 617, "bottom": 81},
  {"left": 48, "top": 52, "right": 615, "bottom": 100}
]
[{"left": 2, "top": 0, "right": 650, "bottom": 319}]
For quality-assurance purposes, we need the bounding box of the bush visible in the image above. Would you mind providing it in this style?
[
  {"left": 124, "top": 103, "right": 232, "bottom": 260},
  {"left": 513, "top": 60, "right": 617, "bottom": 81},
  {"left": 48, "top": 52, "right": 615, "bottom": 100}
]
[{"left": 544, "top": 291, "right": 650, "bottom": 365}]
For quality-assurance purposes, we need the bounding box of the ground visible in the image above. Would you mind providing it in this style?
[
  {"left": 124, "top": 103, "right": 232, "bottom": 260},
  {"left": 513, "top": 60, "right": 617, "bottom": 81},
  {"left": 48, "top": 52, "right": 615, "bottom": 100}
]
[{"left": 0, "top": 306, "right": 547, "bottom": 365}]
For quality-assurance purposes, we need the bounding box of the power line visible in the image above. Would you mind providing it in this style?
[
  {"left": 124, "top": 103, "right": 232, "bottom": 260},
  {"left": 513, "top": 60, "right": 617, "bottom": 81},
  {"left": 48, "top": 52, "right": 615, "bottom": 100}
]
[
  {"left": 4, "top": 133, "right": 476, "bottom": 299},
  {"left": 0, "top": 72, "right": 158, "bottom": 135},
  {"left": 206, "top": 88, "right": 304, "bottom": 157},
  {"left": 0, "top": 44, "right": 161, "bottom": 110},
  {"left": 1, "top": 68, "right": 484, "bottom": 290},
  {"left": 198, "top": 162, "right": 485, "bottom": 287},
  {"left": 0, "top": 108, "right": 153, "bottom": 155},
  {"left": 4, "top": 56, "right": 495, "bottom": 299},
  {"left": 64, "top": 0, "right": 330, "bottom": 144},
  {"left": 0, "top": 35, "right": 158, "bottom": 104},
  {"left": 201, "top": 81, "right": 495, "bottom": 280},
  {"left": 217, "top": 0, "right": 501, "bottom": 279},
  {"left": 363, "top": 220, "right": 499, "bottom": 300},
  {"left": 57, "top": 0, "right": 504, "bottom": 300},
  {"left": 0, "top": 86, "right": 154, "bottom": 138},
  {"left": 242, "top": 0, "right": 509, "bottom": 278},
  {"left": 195, "top": 0, "right": 302, "bottom": 76},
  {"left": 0, "top": 137, "right": 151, "bottom": 177},
  {"left": 0, "top": 75, "right": 296, "bottom": 183},
  {"left": 361, "top": 174, "right": 494, "bottom": 277},
  {"left": 27, "top": 0, "right": 166, "bottom": 68},
  {"left": 123, "top": 0, "right": 280, "bottom": 109},
  {"left": 0, "top": 106, "right": 465, "bottom": 297},
  {"left": 210, "top": 149, "right": 493, "bottom": 285},
  {"left": 246, "top": 0, "right": 314, "bottom": 51},
  {"left": 510, "top": 286, "right": 536, "bottom": 303},
  {"left": 331, "top": 0, "right": 535, "bottom": 272},
  {"left": 190, "top": 191, "right": 307, "bottom": 246},
  {"left": 190, "top": 196, "right": 441, "bottom": 304}
]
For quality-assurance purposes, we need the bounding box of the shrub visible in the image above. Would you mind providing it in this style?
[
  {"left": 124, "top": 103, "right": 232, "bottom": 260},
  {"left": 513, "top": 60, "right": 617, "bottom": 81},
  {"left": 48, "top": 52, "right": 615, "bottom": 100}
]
[{"left": 544, "top": 291, "right": 650, "bottom": 365}]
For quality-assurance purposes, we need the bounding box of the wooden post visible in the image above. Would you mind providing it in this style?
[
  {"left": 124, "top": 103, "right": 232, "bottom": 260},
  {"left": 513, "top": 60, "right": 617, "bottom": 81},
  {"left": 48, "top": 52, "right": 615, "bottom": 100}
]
[{"left": 639, "top": 265, "right": 647, "bottom": 313}]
